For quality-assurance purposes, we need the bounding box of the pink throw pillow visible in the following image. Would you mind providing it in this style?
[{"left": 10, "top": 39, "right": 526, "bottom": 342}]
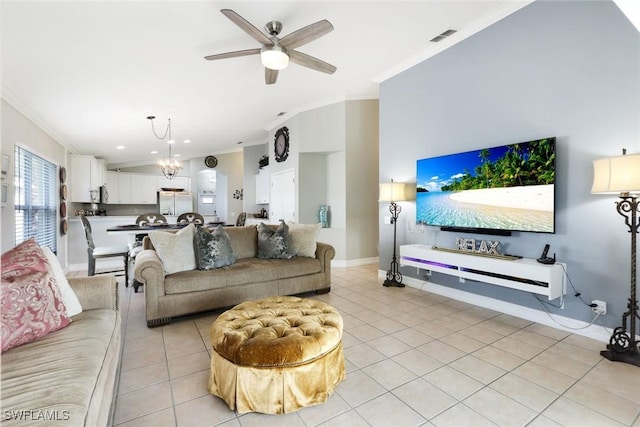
[{"left": 1, "top": 239, "right": 71, "bottom": 353}]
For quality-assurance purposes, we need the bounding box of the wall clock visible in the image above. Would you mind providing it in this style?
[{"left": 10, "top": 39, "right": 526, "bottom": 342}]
[
  {"left": 274, "top": 126, "right": 289, "bottom": 163},
  {"left": 204, "top": 155, "right": 218, "bottom": 168}
]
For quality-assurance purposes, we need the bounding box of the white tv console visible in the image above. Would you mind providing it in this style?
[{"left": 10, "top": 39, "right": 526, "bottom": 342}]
[{"left": 399, "top": 244, "right": 565, "bottom": 300}]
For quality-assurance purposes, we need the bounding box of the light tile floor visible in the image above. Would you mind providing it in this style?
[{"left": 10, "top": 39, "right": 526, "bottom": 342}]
[{"left": 84, "top": 264, "right": 640, "bottom": 426}]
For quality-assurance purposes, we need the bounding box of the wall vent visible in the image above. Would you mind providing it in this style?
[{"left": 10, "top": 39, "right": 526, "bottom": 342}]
[{"left": 430, "top": 29, "right": 457, "bottom": 43}]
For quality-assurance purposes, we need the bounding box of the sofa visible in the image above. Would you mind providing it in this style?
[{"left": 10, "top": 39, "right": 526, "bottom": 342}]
[
  {"left": 0, "top": 275, "right": 121, "bottom": 427},
  {"left": 134, "top": 224, "right": 335, "bottom": 327}
]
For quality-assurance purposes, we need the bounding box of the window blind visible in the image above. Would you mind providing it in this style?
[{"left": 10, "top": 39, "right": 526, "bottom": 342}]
[{"left": 14, "top": 146, "right": 57, "bottom": 252}]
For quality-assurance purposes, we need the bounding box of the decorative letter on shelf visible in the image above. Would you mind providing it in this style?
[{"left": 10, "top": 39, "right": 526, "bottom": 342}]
[{"left": 455, "top": 238, "right": 500, "bottom": 255}]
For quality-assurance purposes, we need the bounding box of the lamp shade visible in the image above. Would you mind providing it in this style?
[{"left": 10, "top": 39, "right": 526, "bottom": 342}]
[
  {"left": 591, "top": 153, "right": 640, "bottom": 194},
  {"left": 379, "top": 182, "right": 408, "bottom": 202},
  {"left": 261, "top": 44, "right": 289, "bottom": 70}
]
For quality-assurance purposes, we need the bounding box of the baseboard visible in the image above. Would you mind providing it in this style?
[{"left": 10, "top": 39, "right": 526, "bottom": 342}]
[
  {"left": 332, "top": 257, "right": 379, "bottom": 268},
  {"left": 378, "top": 270, "right": 611, "bottom": 343}
]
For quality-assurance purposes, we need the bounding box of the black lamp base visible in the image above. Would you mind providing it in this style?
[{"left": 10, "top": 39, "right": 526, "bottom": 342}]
[
  {"left": 383, "top": 278, "right": 405, "bottom": 288},
  {"left": 601, "top": 346, "right": 640, "bottom": 367}
]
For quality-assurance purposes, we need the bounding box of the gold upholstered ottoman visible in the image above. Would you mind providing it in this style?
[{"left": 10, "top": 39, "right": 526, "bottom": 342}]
[{"left": 208, "top": 296, "right": 346, "bottom": 414}]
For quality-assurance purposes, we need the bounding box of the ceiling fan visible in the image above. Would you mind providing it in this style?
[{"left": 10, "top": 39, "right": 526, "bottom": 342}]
[{"left": 204, "top": 9, "right": 336, "bottom": 85}]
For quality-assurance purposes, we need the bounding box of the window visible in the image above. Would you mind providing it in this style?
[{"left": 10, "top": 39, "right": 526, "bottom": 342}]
[{"left": 14, "top": 146, "right": 57, "bottom": 252}]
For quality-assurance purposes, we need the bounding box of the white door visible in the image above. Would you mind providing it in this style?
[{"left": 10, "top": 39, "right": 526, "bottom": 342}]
[{"left": 270, "top": 169, "right": 295, "bottom": 223}]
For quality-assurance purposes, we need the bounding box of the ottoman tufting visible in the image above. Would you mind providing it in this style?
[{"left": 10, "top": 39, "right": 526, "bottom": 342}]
[{"left": 208, "top": 296, "right": 346, "bottom": 414}]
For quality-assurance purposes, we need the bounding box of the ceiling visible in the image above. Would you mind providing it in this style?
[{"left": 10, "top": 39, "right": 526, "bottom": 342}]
[{"left": 1, "top": 1, "right": 532, "bottom": 168}]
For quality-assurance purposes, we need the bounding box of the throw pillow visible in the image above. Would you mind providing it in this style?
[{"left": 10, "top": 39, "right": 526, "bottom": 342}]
[
  {"left": 195, "top": 225, "right": 236, "bottom": 270},
  {"left": 288, "top": 222, "right": 321, "bottom": 258},
  {"left": 42, "top": 246, "right": 83, "bottom": 317},
  {"left": 148, "top": 224, "right": 196, "bottom": 274},
  {"left": 257, "top": 220, "right": 295, "bottom": 259},
  {"left": 1, "top": 239, "right": 71, "bottom": 353}
]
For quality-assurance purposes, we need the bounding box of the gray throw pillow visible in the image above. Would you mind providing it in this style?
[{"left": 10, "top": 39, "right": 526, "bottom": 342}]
[
  {"left": 195, "top": 225, "right": 236, "bottom": 270},
  {"left": 257, "top": 221, "right": 295, "bottom": 259}
]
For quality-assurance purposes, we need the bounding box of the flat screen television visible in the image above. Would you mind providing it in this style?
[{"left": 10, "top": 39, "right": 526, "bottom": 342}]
[{"left": 416, "top": 137, "right": 556, "bottom": 235}]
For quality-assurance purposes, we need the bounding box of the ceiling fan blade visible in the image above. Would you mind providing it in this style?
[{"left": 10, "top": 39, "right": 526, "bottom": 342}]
[
  {"left": 221, "top": 9, "right": 273, "bottom": 46},
  {"left": 289, "top": 50, "right": 337, "bottom": 74},
  {"left": 204, "top": 48, "right": 261, "bottom": 61},
  {"left": 265, "top": 68, "right": 279, "bottom": 85},
  {"left": 280, "top": 20, "right": 334, "bottom": 50}
]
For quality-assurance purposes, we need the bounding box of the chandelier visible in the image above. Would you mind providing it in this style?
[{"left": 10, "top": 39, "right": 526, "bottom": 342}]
[{"left": 147, "top": 115, "right": 183, "bottom": 180}]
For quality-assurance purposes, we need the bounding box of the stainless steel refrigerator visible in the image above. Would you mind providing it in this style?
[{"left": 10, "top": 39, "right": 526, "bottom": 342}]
[{"left": 157, "top": 191, "right": 193, "bottom": 215}]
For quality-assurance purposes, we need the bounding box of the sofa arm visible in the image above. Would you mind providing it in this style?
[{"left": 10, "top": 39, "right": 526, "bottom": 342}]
[
  {"left": 134, "top": 249, "right": 165, "bottom": 287},
  {"left": 134, "top": 249, "right": 166, "bottom": 323},
  {"left": 68, "top": 275, "right": 118, "bottom": 311},
  {"left": 315, "top": 242, "right": 335, "bottom": 272}
]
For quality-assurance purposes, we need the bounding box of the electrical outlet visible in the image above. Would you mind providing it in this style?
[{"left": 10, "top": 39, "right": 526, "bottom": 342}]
[{"left": 592, "top": 300, "right": 607, "bottom": 315}]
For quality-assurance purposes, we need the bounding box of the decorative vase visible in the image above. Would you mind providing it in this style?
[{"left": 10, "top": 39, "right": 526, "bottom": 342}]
[{"left": 318, "top": 205, "right": 329, "bottom": 228}]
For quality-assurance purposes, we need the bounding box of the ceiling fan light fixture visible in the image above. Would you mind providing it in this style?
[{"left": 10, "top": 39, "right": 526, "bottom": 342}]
[{"left": 261, "top": 43, "right": 289, "bottom": 70}]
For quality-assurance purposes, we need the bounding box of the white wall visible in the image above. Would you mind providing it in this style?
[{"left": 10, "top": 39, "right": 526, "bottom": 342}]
[
  {"left": 271, "top": 100, "right": 379, "bottom": 262},
  {"left": 379, "top": 0, "right": 640, "bottom": 327},
  {"left": 1, "top": 99, "right": 69, "bottom": 265}
]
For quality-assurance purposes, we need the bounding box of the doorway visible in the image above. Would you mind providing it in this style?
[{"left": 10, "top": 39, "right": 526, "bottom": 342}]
[{"left": 270, "top": 168, "right": 295, "bottom": 223}]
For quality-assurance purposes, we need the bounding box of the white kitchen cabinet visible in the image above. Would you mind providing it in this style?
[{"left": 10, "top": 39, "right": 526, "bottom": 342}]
[
  {"left": 104, "top": 171, "right": 119, "bottom": 204},
  {"left": 93, "top": 158, "right": 106, "bottom": 187},
  {"left": 70, "top": 155, "right": 104, "bottom": 202},
  {"left": 255, "top": 168, "right": 270, "bottom": 204},
  {"left": 104, "top": 171, "right": 132, "bottom": 204},
  {"left": 131, "top": 175, "right": 157, "bottom": 204},
  {"left": 117, "top": 174, "right": 132, "bottom": 204}
]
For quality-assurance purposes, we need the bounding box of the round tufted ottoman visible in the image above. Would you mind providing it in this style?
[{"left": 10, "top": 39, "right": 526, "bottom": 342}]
[{"left": 207, "top": 296, "right": 345, "bottom": 414}]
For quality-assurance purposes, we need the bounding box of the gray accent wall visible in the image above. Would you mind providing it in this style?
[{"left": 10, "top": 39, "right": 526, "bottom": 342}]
[{"left": 379, "top": 0, "right": 640, "bottom": 328}]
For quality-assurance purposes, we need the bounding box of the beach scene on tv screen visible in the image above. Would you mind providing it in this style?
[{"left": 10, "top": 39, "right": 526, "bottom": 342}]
[{"left": 416, "top": 138, "right": 555, "bottom": 233}]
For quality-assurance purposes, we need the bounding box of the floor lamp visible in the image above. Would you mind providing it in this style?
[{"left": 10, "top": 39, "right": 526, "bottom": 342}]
[
  {"left": 592, "top": 150, "right": 640, "bottom": 367},
  {"left": 380, "top": 179, "right": 408, "bottom": 288}
]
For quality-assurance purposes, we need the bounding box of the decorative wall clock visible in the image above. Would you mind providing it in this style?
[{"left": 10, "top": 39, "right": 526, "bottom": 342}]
[
  {"left": 204, "top": 155, "right": 218, "bottom": 168},
  {"left": 274, "top": 127, "right": 289, "bottom": 163}
]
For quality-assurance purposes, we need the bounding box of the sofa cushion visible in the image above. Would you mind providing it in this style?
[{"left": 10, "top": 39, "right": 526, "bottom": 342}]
[
  {"left": 0, "top": 308, "right": 121, "bottom": 426},
  {"left": 225, "top": 226, "right": 258, "bottom": 259},
  {"left": 1, "top": 239, "right": 71, "bottom": 353},
  {"left": 42, "top": 246, "right": 83, "bottom": 317},
  {"left": 257, "top": 221, "right": 295, "bottom": 259},
  {"left": 149, "top": 224, "right": 196, "bottom": 274},
  {"left": 163, "top": 257, "right": 322, "bottom": 295},
  {"left": 195, "top": 226, "right": 236, "bottom": 270},
  {"left": 288, "top": 223, "right": 321, "bottom": 258}
]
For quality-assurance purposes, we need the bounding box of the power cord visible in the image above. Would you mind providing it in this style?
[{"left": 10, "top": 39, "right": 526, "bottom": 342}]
[
  {"left": 558, "top": 264, "right": 597, "bottom": 309},
  {"left": 532, "top": 264, "right": 604, "bottom": 330},
  {"left": 535, "top": 296, "right": 603, "bottom": 330}
]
